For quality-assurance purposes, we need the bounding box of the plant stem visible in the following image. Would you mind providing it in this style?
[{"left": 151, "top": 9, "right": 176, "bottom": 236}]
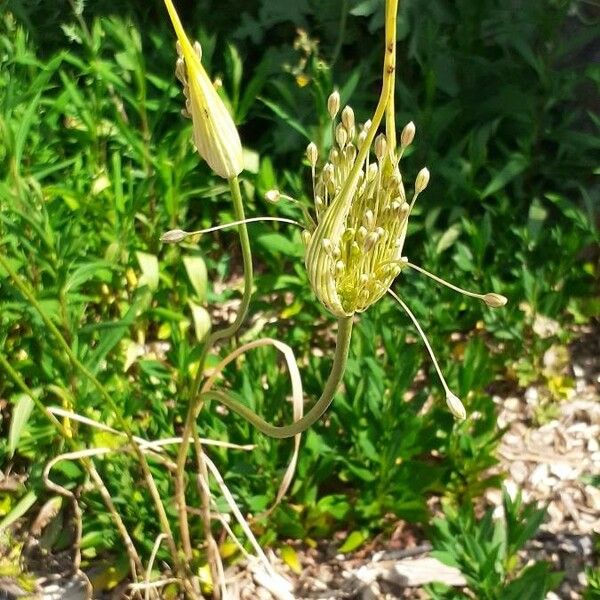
[
  {"left": 201, "top": 315, "right": 353, "bottom": 438},
  {"left": 174, "top": 174, "right": 253, "bottom": 562},
  {"left": 0, "top": 253, "right": 187, "bottom": 588}
]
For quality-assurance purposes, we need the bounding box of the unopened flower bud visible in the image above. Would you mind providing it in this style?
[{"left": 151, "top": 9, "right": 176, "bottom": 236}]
[
  {"left": 446, "top": 391, "right": 466, "bottom": 420},
  {"left": 161, "top": 229, "right": 188, "bottom": 243},
  {"left": 374, "top": 133, "right": 387, "bottom": 161},
  {"left": 401, "top": 121, "right": 415, "bottom": 147},
  {"left": 341, "top": 106, "right": 355, "bottom": 131},
  {"left": 483, "top": 293, "right": 508, "bottom": 308},
  {"left": 164, "top": 0, "right": 243, "bottom": 179},
  {"left": 306, "top": 142, "right": 318, "bottom": 167},
  {"left": 265, "top": 189, "right": 281, "bottom": 203},
  {"left": 327, "top": 91, "right": 340, "bottom": 119},
  {"left": 415, "top": 167, "right": 430, "bottom": 194},
  {"left": 335, "top": 123, "right": 348, "bottom": 149}
]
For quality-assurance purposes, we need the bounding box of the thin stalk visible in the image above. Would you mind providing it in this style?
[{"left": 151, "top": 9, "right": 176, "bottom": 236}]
[
  {"left": 405, "top": 261, "right": 489, "bottom": 301},
  {"left": 0, "top": 254, "right": 187, "bottom": 588},
  {"left": 174, "top": 174, "right": 253, "bottom": 562},
  {"left": 200, "top": 316, "right": 353, "bottom": 438}
]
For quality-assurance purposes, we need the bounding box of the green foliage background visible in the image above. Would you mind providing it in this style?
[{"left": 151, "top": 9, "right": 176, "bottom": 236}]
[{"left": 0, "top": 0, "right": 598, "bottom": 594}]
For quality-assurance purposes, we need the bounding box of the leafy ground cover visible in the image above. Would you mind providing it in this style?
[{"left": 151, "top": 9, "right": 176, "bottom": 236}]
[{"left": 0, "top": 0, "right": 598, "bottom": 597}]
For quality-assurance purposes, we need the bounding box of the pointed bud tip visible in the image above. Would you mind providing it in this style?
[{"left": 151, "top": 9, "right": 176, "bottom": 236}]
[
  {"left": 483, "top": 293, "right": 508, "bottom": 308},
  {"left": 161, "top": 229, "right": 188, "bottom": 244},
  {"left": 446, "top": 391, "right": 466, "bottom": 420}
]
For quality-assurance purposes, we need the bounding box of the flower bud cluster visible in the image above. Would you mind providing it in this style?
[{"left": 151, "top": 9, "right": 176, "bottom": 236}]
[{"left": 303, "top": 93, "right": 424, "bottom": 317}]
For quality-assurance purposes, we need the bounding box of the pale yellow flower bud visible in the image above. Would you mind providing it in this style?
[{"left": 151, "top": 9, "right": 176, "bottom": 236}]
[
  {"left": 415, "top": 167, "right": 430, "bottom": 194},
  {"left": 374, "top": 133, "right": 387, "bottom": 161},
  {"left": 401, "top": 121, "right": 415, "bottom": 148},
  {"left": 327, "top": 91, "right": 340, "bottom": 119},
  {"left": 161, "top": 229, "right": 188, "bottom": 243},
  {"left": 446, "top": 391, "right": 466, "bottom": 420},
  {"left": 265, "top": 189, "right": 281, "bottom": 203},
  {"left": 306, "top": 142, "right": 318, "bottom": 167},
  {"left": 164, "top": 0, "right": 243, "bottom": 179},
  {"left": 341, "top": 106, "right": 355, "bottom": 132},
  {"left": 483, "top": 293, "right": 508, "bottom": 308}
]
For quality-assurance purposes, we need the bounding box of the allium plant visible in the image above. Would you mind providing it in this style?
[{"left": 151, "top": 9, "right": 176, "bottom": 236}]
[{"left": 159, "top": 0, "right": 507, "bottom": 595}]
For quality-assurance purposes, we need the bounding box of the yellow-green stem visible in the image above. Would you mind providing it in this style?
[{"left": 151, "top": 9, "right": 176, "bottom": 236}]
[
  {"left": 201, "top": 315, "right": 353, "bottom": 438},
  {"left": 174, "top": 174, "right": 253, "bottom": 562}
]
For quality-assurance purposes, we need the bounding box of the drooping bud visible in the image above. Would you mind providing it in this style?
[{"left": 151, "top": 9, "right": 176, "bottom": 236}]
[
  {"left": 327, "top": 91, "right": 340, "bottom": 119},
  {"left": 161, "top": 229, "right": 189, "bottom": 244},
  {"left": 164, "top": 0, "right": 243, "bottom": 179},
  {"left": 400, "top": 121, "right": 415, "bottom": 148},
  {"left": 265, "top": 189, "right": 281, "bottom": 204},
  {"left": 445, "top": 391, "right": 466, "bottom": 420},
  {"left": 415, "top": 167, "right": 430, "bottom": 194},
  {"left": 306, "top": 142, "right": 318, "bottom": 167},
  {"left": 483, "top": 293, "right": 508, "bottom": 308}
]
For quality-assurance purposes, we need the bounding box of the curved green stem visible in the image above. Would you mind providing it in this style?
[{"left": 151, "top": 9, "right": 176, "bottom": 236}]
[
  {"left": 200, "top": 316, "right": 353, "bottom": 439},
  {"left": 175, "top": 174, "right": 253, "bottom": 561}
]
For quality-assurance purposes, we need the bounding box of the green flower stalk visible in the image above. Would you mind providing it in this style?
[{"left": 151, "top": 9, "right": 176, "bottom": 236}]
[
  {"left": 164, "top": 0, "right": 243, "bottom": 179},
  {"left": 285, "top": 0, "right": 507, "bottom": 419}
]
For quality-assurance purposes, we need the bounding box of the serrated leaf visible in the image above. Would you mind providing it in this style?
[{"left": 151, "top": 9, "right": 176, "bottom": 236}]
[
  {"left": 183, "top": 255, "right": 208, "bottom": 302},
  {"left": 9, "top": 393, "right": 35, "bottom": 457}
]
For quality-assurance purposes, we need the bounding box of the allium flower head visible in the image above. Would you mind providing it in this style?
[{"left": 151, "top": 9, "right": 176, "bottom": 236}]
[
  {"left": 164, "top": 0, "right": 243, "bottom": 179},
  {"left": 303, "top": 99, "right": 419, "bottom": 317}
]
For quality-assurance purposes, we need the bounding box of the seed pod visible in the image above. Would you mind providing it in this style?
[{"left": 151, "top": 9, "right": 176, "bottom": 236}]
[{"left": 341, "top": 106, "right": 355, "bottom": 131}]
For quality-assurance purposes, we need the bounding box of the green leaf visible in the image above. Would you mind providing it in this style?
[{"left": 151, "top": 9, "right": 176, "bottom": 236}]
[
  {"left": 183, "top": 256, "right": 208, "bottom": 302},
  {"left": 481, "top": 155, "right": 528, "bottom": 198},
  {"left": 8, "top": 393, "right": 35, "bottom": 457},
  {"left": 280, "top": 545, "right": 302, "bottom": 574},
  {"left": 436, "top": 224, "right": 462, "bottom": 254},
  {"left": 136, "top": 252, "right": 159, "bottom": 291},
  {"left": 338, "top": 530, "right": 366, "bottom": 553},
  {"left": 188, "top": 301, "right": 211, "bottom": 342},
  {"left": 0, "top": 491, "right": 37, "bottom": 533}
]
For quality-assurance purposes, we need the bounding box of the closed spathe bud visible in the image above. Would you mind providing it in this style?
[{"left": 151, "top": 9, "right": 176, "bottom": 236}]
[{"left": 164, "top": 0, "right": 243, "bottom": 179}]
